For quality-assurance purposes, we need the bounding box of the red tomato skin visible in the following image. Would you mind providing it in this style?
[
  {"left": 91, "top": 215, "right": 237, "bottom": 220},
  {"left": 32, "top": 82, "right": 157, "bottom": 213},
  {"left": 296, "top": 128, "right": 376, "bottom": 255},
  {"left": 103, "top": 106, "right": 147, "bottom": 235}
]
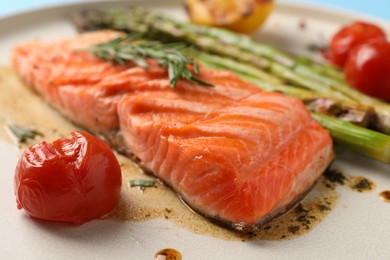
[
  {"left": 14, "top": 131, "right": 122, "bottom": 224},
  {"left": 329, "top": 21, "right": 386, "bottom": 68},
  {"left": 344, "top": 40, "right": 390, "bottom": 100}
]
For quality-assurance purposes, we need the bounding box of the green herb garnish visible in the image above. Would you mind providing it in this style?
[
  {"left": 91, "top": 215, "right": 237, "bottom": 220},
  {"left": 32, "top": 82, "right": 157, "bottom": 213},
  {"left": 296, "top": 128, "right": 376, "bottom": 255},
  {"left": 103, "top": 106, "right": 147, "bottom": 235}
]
[
  {"left": 352, "top": 178, "right": 372, "bottom": 192},
  {"left": 319, "top": 204, "right": 330, "bottom": 212},
  {"left": 89, "top": 35, "right": 213, "bottom": 88},
  {"left": 288, "top": 225, "right": 300, "bottom": 234},
  {"left": 323, "top": 168, "right": 347, "bottom": 185},
  {"left": 129, "top": 179, "right": 156, "bottom": 191},
  {"left": 8, "top": 124, "right": 43, "bottom": 143}
]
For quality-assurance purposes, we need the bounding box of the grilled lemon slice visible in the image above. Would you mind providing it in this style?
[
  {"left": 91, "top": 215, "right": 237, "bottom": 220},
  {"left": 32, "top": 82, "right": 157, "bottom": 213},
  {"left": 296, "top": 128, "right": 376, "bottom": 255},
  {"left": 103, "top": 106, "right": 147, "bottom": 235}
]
[{"left": 184, "top": 0, "right": 274, "bottom": 34}]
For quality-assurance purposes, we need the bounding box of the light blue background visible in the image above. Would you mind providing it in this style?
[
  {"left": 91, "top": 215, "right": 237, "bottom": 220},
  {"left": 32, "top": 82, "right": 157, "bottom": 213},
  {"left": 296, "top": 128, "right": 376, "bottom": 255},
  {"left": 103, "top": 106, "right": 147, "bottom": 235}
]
[{"left": 0, "top": 0, "right": 389, "bottom": 21}]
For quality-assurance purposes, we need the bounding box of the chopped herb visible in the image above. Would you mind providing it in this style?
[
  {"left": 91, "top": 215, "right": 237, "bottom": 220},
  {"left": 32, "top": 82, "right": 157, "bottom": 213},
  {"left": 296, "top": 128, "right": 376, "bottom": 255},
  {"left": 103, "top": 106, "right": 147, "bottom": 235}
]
[
  {"left": 294, "top": 204, "right": 309, "bottom": 214},
  {"left": 8, "top": 124, "right": 43, "bottom": 143},
  {"left": 164, "top": 208, "right": 172, "bottom": 213},
  {"left": 247, "top": 232, "right": 257, "bottom": 239},
  {"left": 263, "top": 225, "right": 271, "bottom": 230},
  {"left": 129, "top": 179, "right": 156, "bottom": 191},
  {"left": 324, "top": 169, "right": 346, "bottom": 185},
  {"left": 296, "top": 215, "right": 308, "bottom": 222},
  {"left": 288, "top": 225, "right": 300, "bottom": 234},
  {"left": 319, "top": 205, "right": 330, "bottom": 212},
  {"left": 325, "top": 183, "right": 333, "bottom": 189},
  {"left": 296, "top": 215, "right": 311, "bottom": 226},
  {"left": 352, "top": 178, "right": 372, "bottom": 192}
]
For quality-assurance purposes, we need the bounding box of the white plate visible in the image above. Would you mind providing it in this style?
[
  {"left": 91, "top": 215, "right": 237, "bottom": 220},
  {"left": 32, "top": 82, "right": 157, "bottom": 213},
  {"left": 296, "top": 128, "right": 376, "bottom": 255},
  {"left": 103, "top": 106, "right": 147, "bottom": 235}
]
[{"left": 1, "top": 1, "right": 390, "bottom": 259}]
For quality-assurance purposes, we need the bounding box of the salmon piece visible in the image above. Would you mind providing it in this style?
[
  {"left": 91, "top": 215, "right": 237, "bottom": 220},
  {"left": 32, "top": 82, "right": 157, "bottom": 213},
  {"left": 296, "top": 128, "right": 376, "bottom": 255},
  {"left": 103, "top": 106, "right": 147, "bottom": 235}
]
[
  {"left": 13, "top": 30, "right": 139, "bottom": 132},
  {"left": 12, "top": 31, "right": 334, "bottom": 231},
  {"left": 118, "top": 89, "right": 333, "bottom": 230}
]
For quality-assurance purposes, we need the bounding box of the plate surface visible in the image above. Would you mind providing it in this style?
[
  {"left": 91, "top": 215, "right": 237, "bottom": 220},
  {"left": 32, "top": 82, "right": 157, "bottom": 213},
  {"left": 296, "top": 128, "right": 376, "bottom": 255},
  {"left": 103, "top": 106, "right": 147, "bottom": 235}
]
[{"left": 1, "top": 1, "right": 390, "bottom": 259}]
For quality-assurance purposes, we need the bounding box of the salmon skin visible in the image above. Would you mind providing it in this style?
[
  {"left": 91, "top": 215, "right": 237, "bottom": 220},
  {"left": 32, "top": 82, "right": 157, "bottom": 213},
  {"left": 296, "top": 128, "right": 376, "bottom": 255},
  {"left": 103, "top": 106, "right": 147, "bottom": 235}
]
[{"left": 12, "top": 31, "right": 334, "bottom": 232}]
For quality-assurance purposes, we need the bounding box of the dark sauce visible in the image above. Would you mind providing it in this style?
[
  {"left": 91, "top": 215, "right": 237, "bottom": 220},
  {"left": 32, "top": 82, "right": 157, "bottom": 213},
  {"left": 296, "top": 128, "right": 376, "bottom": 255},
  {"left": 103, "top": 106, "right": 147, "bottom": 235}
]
[
  {"left": 380, "top": 191, "right": 390, "bottom": 203},
  {"left": 324, "top": 168, "right": 375, "bottom": 193},
  {"left": 350, "top": 177, "right": 375, "bottom": 192},
  {"left": 235, "top": 178, "right": 339, "bottom": 241},
  {"left": 155, "top": 248, "right": 182, "bottom": 260},
  {"left": 324, "top": 168, "right": 346, "bottom": 185}
]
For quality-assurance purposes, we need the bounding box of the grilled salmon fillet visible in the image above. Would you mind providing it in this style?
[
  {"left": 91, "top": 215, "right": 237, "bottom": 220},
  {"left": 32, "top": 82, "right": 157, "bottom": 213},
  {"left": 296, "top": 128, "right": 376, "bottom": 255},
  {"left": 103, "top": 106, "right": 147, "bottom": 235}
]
[{"left": 12, "top": 31, "right": 334, "bottom": 231}]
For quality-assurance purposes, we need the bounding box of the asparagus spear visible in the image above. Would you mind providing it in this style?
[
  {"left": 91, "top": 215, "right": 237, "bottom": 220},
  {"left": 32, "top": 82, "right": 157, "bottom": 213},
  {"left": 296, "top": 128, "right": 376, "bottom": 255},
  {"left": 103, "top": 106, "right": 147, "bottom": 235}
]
[
  {"left": 72, "top": 8, "right": 390, "bottom": 134},
  {"left": 197, "top": 52, "right": 373, "bottom": 127},
  {"left": 312, "top": 113, "right": 390, "bottom": 163},
  {"left": 75, "top": 10, "right": 390, "bottom": 162},
  {"left": 199, "top": 53, "right": 389, "bottom": 161},
  {"left": 170, "top": 11, "right": 390, "bottom": 134}
]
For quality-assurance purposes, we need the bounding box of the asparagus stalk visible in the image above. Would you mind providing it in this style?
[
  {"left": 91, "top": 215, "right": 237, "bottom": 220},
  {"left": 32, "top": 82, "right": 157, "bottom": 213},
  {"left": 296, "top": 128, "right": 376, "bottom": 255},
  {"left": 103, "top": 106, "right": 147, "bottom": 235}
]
[
  {"left": 300, "top": 57, "right": 345, "bottom": 82},
  {"left": 175, "top": 13, "right": 390, "bottom": 134},
  {"left": 293, "top": 64, "right": 390, "bottom": 133},
  {"left": 74, "top": 9, "right": 390, "bottom": 162},
  {"left": 201, "top": 52, "right": 388, "bottom": 161},
  {"left": 312, "top": 113, "right": 390, "bottom": 163},
  {"left": 197, "top": 52, "right": 373, "bottom": 128},
  {"left": 196, "top": 52, "right": 282, "bottom": 84},
  {"left": 73, "top": 8, "right": 390, "bottom": 134}
]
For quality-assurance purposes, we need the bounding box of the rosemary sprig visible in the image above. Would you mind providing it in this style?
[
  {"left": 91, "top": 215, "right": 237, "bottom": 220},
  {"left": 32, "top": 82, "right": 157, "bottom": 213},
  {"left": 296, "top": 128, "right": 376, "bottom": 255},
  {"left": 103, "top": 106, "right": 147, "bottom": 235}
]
[
  {"left": 88, "top": 36, "right": 213, "bottom": 88},
  {"left": 8, "top": 124, "right": 43, "bottom": 143}
]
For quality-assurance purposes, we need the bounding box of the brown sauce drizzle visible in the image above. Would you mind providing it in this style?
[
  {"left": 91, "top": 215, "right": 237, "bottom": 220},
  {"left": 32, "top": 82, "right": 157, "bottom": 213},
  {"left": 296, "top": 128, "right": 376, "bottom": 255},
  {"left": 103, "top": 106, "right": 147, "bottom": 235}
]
[
  {"left": 349, "top": 176, "right": 375, "bottom": 192},
  {"left": 155, "top": 248, "right": 182, "bottom": 260},
  {"left": 379, "top": 191, "right": 390, "bottom": 203},
  {"left": 323, "top": 168, "right": 346, "bottom": 186},
  {"left": 323, "top": 168, "right": 375, "bottom": 193}
]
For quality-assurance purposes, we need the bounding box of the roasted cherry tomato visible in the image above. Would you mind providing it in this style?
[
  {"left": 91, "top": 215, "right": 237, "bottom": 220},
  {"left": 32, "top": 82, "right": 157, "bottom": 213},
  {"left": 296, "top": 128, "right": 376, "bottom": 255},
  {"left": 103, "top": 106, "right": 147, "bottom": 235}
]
[
  {"left": 344, "top": 40, "right": 390, "bottom": 100},
  {"left": 14, "top": 131, "right": 122, "bottom": 224},
  {"left": 329, "top": 21, "right": 386, "bottom": 68}
]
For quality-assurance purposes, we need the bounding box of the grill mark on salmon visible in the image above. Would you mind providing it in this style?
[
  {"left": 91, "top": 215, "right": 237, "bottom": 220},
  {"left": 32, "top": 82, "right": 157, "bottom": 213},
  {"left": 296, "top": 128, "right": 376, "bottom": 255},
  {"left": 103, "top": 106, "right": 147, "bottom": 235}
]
[{"left": 12, "top": 31, "right": 334, "bottom": 232}]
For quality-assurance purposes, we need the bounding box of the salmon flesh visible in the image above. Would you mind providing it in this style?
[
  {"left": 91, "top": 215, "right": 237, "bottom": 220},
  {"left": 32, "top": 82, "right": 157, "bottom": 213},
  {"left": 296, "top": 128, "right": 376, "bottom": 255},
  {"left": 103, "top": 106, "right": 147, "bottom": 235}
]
[{"left": 12, "top": 31, "right": 334, "bottom": 232}]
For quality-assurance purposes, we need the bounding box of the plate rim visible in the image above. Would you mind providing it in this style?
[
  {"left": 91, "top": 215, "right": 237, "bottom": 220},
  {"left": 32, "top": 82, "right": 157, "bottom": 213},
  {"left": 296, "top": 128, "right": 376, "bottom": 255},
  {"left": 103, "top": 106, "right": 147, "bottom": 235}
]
[
  {"left": 0, "top": 0, "right": 389, "bottom": 27},
  {"left": 1, "top": 1, "right": 390, "bottom": 259}
]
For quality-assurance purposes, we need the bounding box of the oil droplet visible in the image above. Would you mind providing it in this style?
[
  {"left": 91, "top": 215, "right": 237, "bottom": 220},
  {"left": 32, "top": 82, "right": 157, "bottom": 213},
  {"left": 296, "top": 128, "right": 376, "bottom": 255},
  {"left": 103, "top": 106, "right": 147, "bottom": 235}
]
[
  {"left": 155, "top": 248, "right": 182, "bottom": 260},
  {"left": 379, "top": 191, "right": 390, "bottom": 203}
]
